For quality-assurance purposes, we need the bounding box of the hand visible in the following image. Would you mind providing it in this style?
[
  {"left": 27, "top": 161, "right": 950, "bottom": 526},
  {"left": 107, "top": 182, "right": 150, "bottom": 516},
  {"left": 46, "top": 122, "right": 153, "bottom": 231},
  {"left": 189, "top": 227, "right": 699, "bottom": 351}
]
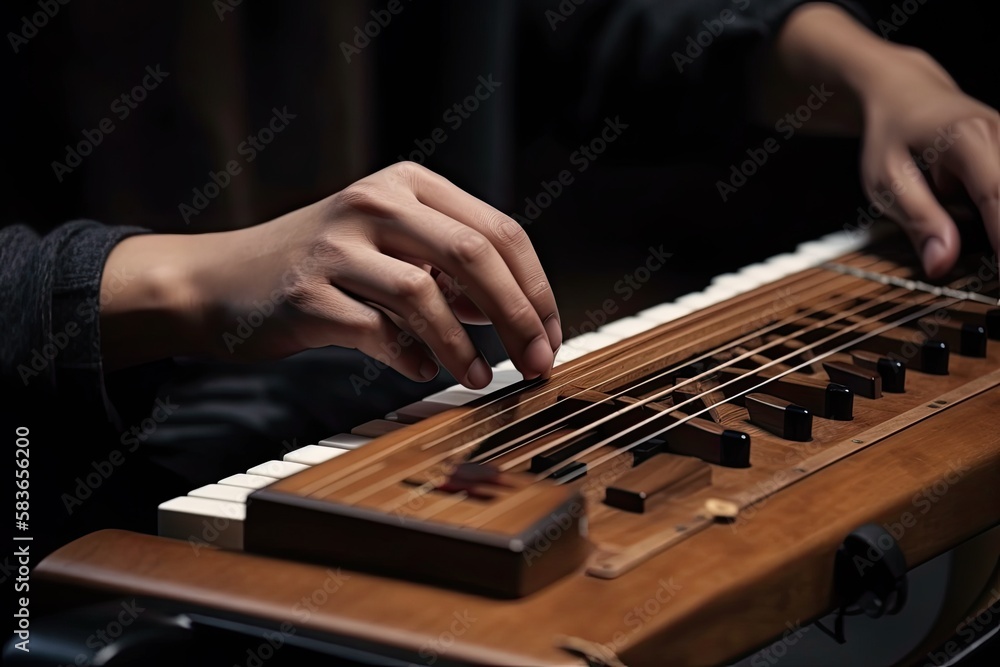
[
  {"left": 102, "top": 162, "right": 561, "bottom": 388},
  {"left": 857, "top": 47, "right": 999, "bottom": 278},
  {"left": 764, "top": 3, "right": 999, "bottom": 278}
]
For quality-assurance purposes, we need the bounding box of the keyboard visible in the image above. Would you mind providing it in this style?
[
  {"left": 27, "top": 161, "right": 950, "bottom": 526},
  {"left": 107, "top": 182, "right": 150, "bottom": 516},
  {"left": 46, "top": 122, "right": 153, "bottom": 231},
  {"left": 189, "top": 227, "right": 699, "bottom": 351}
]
[{"left": 156, "top": 228, "right": 876, "bottom": 550}]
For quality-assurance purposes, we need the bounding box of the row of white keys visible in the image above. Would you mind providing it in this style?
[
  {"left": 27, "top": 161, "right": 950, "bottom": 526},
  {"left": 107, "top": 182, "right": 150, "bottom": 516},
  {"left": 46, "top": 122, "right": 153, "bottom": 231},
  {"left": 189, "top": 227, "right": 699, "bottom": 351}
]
[
  {"left": 417, "top": 368, "right": 523, "bottom": 407},
  {"left": 318, "top": 433, "right": 370, "bottom": 449},
  {"left": 158, "top": 367, "right": 527, "bottom": 548},
  {"left": 157, "top": 432, "right": 374, "bottom": 549},
  {"left": 564, "top": 331, "right": 619, "bottom": 352},
  {"left": 158, "top": 227, "right": 877, "bottom": 549},
  {"left": 553, "top": 228, "right": 873, "bottom": 363}
]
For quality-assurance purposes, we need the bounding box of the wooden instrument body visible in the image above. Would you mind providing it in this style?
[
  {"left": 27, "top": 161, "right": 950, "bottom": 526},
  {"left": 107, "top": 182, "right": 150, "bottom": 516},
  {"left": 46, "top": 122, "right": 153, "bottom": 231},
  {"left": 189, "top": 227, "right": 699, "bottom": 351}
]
[{"left": 35, "top": 243, "right": 1000, "bottom": 666}]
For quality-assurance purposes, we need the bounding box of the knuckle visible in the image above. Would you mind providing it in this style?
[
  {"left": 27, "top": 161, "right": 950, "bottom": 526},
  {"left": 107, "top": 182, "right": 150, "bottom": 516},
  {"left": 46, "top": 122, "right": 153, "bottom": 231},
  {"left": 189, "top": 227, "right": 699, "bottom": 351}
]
[
  {"left": 974, "top": 186, "right": 999, "bottom": 209},
  {"left": 880, "top": 162, "right": 916, "bottom": 194},
  {"left": 388, "top": 160, "right": 426, "bottom": 189},
  {"left": 964, "top": 116, "right": 996, "bottom": 136},
  {"left": 440, "top": 325, "right": 467, "bottom": 348},
  {"left": 449, "top": 229, "right": 493, "bottom": 265},
  {"left": 336, "top": 183, "right": 387, "bottom": 215},
  {"left": 481, "top": 211, "right": 527, "bottom": 249},
  {"left": 351, "top": 308, "right": 385, "bottom": 338},
  {"left": 395, "top": 269, "right": 438, "bottom": 302},
  {"left": 523, "top": 276, "right": 552, "bottom": 301},
  {"left": 310, "top": 235, "right": 351, "bottom": 271},
  {"left": 284, "top": 273, "right": 320, "bottom": 311},
  {"left": 881, "top": 158, "right": 906, "bottom": 182},
  {"left": 504, "top": 298, "right": 536, "bottom": 328}
]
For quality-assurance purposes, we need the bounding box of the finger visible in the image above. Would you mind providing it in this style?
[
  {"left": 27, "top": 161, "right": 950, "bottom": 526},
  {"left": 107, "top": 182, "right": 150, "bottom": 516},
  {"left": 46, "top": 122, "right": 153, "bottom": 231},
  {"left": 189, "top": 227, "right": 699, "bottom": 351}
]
[
  {"left": 435, "top": 271, "right": 490, "bottom": 325},
  {"left": 292, "top": 281, "right": 440, "bottom": 383},
  {"left": 394, "top": 258, "right": 489, "bottom": 323},
  {"left": 327, "top": 249, "right": 493, "bottom": 389},
  {"left": 376, "top": 201, "right": 554, "bottom": 379},
  {"left": 877, "top": 149, "right": 961, "bottom": 278},
  {"left": 929, "top": 161, "right": 979, "bottom": 221},
  {"left": 942, "top": 127, "right": 1000, "bottom": 255},
  {"left": 404, "top": 164, "right": 562, "bottom": 351}
]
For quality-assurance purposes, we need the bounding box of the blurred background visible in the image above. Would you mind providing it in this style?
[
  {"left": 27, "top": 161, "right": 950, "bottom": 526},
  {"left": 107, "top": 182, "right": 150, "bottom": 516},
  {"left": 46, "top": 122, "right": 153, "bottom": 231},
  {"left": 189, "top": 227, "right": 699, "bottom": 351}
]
[{"left": 2, "top": 0, "right": 994, "bottom": 323}]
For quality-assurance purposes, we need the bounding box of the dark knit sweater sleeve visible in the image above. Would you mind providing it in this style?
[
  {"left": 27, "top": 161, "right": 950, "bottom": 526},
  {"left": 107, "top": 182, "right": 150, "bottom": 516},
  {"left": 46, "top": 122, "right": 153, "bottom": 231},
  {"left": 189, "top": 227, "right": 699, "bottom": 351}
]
[{"left": 1, "top": 221, "right": 149, "bottom": 425}]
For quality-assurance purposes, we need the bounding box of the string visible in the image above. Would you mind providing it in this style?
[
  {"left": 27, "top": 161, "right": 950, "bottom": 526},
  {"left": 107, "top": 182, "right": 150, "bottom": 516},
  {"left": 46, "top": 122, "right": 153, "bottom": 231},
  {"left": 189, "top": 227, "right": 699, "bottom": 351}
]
[
  {"left": 463, "top": 277, "right": 901, "bottom": 463},
  {"left": 328, "top": 259, "right": 882, "bottom": 501},
  {"left": 342, "top": 268, "right": 897, "bottom": 503},
  {"left": 545, "top": 295, "right": 960, "bottom": 484},
  {"left": 460, "top": 293, "right": 963, "bottom": 527},
  {"left": 492, "top": 283, "right": 927, "bottom": 472},
  {"left": 498, "top": 267, "right": 981, "bottom": 475},
  {"left": 347, "top": 262, "right": 976, "bottom": 507},
  {"left": 824, "top": 262, "right": 997, "bottom": 305},
  {"left": 367, "top": 275, "right": 933, "bottom": 507}
]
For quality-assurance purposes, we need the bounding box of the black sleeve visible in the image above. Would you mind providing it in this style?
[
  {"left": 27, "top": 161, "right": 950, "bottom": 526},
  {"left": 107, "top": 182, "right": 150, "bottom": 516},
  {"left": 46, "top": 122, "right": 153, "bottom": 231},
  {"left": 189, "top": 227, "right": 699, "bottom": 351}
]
[
  {"left": 518, "top": 0, "right": 875, "bottom": 157},
  {"left": 1, "top": 221, "right": 149, "bottom": 425}
]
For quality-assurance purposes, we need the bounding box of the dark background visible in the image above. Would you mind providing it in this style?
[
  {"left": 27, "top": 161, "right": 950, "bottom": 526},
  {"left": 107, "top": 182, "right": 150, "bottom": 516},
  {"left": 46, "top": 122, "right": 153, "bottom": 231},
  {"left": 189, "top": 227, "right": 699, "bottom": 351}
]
[
  {"left": 1, "top": 0, "right": 995, "bottom": 325},
  {"left": 0, "top": 1, "right": 997, "bottom": 664}
]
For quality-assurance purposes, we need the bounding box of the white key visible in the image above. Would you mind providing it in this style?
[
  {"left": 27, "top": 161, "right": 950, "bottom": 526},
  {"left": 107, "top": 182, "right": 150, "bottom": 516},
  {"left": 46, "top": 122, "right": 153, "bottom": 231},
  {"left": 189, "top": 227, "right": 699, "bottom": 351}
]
[
  {"left": 565, "top": 332, "right": 618, "bottom": 352},
  {"left": 554, "top": 345, "right": 586, "bottom": 365},
  {"left": 712, "top": 271, "right": 769, "bottom": 290},
  {"left": 737, "top": 263, "right": 781, "bottom": 284},
  {"left": 675, "top": 287, "right": 736, "bottom": 309},
  {"left": 494, "top": 358, "right": 516, "bottom": 371},
  {"left": 820, "top": 229, "right": 872, "bottom": 254},
  {"left": 458, "top": 368, "right": 525, "bottom": 398},
  {"left": 702, "top": 283, "right": 743, "bottom": 300},
  {"left": 422, "top": 387, "right": 483, "bottom": 406},
  {"left": 763, "top": 252, "right": 816, "bottom": 275},
  {"left": 488, "top": 369, "right": 524, "bottom": 387},
  {"left": 711, "top": 271, "right": 742, "bottom": 286},
  {"left": 636, "top": 303, "right": 693, "bottom": 324},
  {"left": 317, "top": 434, "right": 371, "bottom": 450},
  {"left": 217, "top": 473, "right": 277, "bottom": 490},
  {"left": 441, "top": 368, "right": 524, "bottom": 398},
  {"left": 351, "top": 419, "right": 406, "bottom": 437},
  {"left": 158, "top": 496, "right": 245, "bottom": 550},
  {"left": 284, "top": 445, "right": 348, "bottom": 466},
  {"left": 386, "top": 401, "right": 453, "bottom": 423},
  {"left": 247, "top": 460, "right": 309, "bottom": 479},
  {"left": 796, "top": 239, "right": 847, "bottom": 260},
  {"left": 188, "top": 484, "right": 255, "bottom": 503},
  {"left": 599, "top": 317, "right": 652, "bottom": 339}
]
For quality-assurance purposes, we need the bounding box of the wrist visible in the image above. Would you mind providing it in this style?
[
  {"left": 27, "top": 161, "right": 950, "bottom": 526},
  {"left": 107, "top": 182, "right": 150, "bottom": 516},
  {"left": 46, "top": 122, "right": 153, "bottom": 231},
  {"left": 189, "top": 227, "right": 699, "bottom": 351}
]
[
  {"left": 100, "top": 234, "right": 204, "bottom": 369},
  {"left": 851, "top": 45, "right": 959, "bottom": 119},
  {"left": 760, "top": 2, "right": 901, "bottom": 134}
]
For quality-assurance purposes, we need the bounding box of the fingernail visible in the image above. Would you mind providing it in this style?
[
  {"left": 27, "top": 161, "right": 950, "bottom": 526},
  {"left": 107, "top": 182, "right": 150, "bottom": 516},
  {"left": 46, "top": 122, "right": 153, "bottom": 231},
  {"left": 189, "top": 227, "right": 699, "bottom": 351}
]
[
  {"left": 544, "top": 313, "right": 563, "bottom": 351},
  {"left": 522, "top": 335, "right": 554, "bottom": 379},
  {"left": 464, "top": 356, "right": 491, "bottom": 389},
  {"left": 419, "top": 359, "right": 440, "bottom": 381},
  {"left": 922, "top": 237, "right": 948, "bottom": 276}
]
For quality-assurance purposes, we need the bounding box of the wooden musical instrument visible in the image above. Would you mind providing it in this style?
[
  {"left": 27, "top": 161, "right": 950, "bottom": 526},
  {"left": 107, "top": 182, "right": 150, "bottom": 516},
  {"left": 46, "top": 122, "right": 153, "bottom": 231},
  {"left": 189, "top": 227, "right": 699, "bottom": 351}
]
[{"left": 34, "top": 227, "right": 1000, "bottom": 666}]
